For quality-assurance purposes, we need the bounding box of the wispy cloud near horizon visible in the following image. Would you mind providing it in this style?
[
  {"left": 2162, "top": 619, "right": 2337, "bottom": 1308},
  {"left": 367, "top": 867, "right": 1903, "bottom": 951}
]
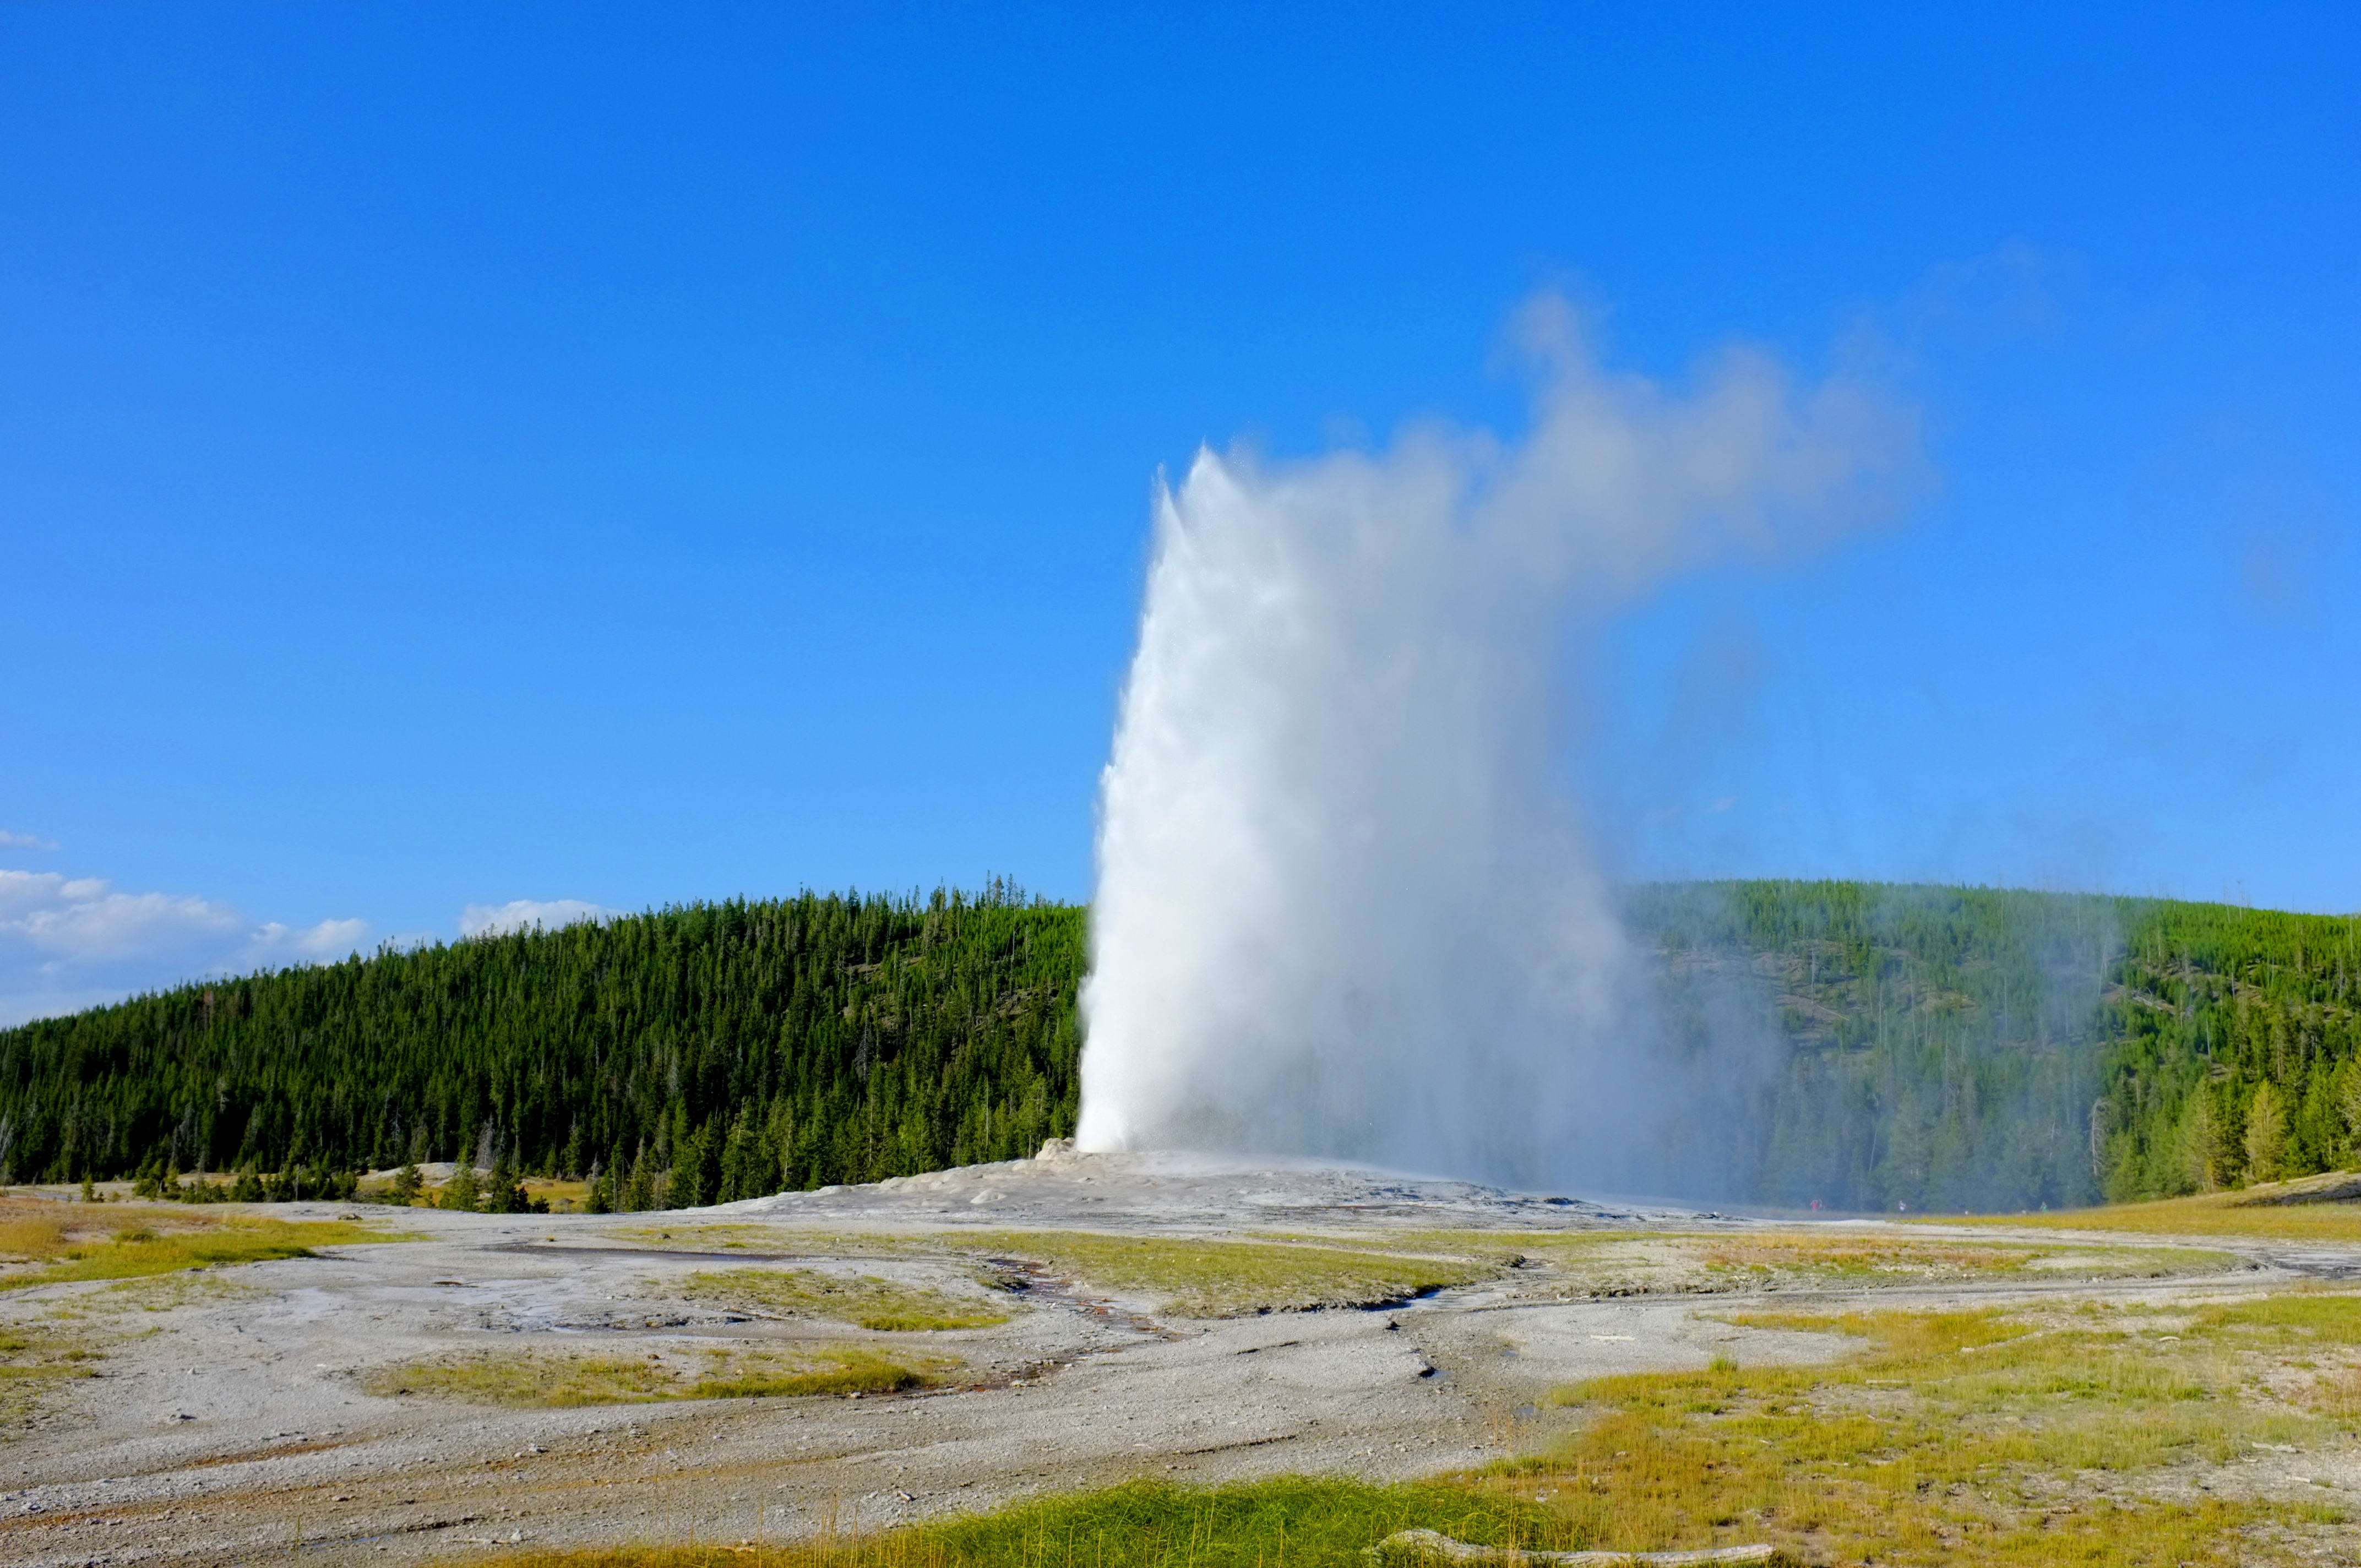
[
  {"left": 0, "top": 830, "right": 60, "bottom": 852},
  {"left": 0, "top": 868, "right": 370, "bottom": 1027},
  {"left": 0, "top": 877, "right": 637, "bottom": 1025}
]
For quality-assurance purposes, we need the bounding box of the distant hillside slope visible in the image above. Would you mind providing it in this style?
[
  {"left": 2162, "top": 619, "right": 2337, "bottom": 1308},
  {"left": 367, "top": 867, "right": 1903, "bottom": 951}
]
[{"left": 1, "top": 881, "right": 2352, "bottom": 1210}]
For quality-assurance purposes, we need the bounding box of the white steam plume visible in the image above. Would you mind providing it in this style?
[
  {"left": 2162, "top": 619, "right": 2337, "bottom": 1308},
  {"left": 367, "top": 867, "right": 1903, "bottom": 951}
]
[{"left": 1076, "top": 298, "right": 1916, "bottom": 1191}]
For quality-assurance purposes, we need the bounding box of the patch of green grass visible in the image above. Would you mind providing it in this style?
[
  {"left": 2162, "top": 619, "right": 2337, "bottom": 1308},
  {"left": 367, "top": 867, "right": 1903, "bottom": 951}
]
[
  {"left": 0, "top": 1200, "right": 398, "bottom": 1290},
  {"left": 961, "top": 1231, "right": 1494, "bottom": 1316},
  {"left": 362, "top": 1343, "right": 948, "bottom": 1407},
  {"left": 679, "top": 1267, "right": 1011, "bottom": 1331},
  {"left": 442, "top": 1477, "right": 1582, "bottom": 1568}
]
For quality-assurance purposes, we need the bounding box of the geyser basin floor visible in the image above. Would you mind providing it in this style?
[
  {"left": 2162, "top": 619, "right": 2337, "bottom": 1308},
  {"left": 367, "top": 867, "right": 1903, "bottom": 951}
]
[{"left": 0, "top": 1152, "right": 2340, "bottom": 1567}]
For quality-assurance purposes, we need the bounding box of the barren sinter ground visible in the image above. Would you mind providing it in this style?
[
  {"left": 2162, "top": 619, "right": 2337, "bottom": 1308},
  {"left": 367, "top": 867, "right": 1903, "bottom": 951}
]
[{"left": 1, "top": 1147, "right": 2352, "bottom": 1566}]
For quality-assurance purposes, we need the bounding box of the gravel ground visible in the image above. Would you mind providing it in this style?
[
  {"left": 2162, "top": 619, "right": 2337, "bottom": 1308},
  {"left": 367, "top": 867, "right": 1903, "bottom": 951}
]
[{"left": 0, "top": 1148, "right": 2335, "bottom": 1567}]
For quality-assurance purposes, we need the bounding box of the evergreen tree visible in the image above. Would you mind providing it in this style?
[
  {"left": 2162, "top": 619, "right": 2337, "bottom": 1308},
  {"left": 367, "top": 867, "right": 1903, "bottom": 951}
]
[
  {"left": 672, "top": 1121, "right": 720, "bottom": 1209},
  {"left": 2245, "top": 1081, "right": 2288, "bottom": 1185},
  {"left": 439, "top": 1162, "right": 481, "bottom": 1212},
  {"left": 622, "top": 1145, "right": 659, "bottom": 1213},
  {"left": 2338, "top": 1061, "right": 2361, "bottom": 1166},
  {"left": 482, "top": 1148, "right": 534, "bottom": 1213}
]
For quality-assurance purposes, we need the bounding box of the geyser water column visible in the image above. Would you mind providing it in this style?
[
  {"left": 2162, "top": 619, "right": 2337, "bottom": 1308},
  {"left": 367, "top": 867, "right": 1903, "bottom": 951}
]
[{"left": 1078, "top": 300, "right": 1913, "bottom": 1190}]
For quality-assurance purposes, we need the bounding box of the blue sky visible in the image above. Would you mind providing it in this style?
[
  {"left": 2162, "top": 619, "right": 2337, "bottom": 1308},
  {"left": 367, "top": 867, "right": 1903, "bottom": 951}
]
[{"left": 3, "top": 4, "right": 2355, "bottom": 1021}]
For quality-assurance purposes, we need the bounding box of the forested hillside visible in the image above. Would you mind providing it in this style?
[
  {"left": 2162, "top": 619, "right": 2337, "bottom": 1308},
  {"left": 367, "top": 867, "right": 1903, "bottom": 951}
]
[
  {"left": 1631, "top": 883, "right": 2361, "bottom": 1210},
  {"left": 2093, "top": 898, "right": 2361, "bottom": 1199},
  {"left": 1634, "top": 881, "right": 2123, "bottom": 1211},
  {"left": 0, "top": 882, "right": 1083, "bottom": 1203},
  {"left": 2, "top": 880, "right": 2354, "bottom": 1210}
]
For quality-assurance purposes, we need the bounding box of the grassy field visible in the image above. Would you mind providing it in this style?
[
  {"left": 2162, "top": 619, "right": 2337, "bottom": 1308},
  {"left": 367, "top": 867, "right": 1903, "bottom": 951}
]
[
  {"left": 1951, "top": 1174, "right": 2361, "bottom": 1244},
  {"left": 0, "top": 1196, "right": 398, "bottom": 1289},
  {"left": 362, "top": 1342, "right": 951, "bottom": 1407},
  {"left": 679, "top": 1267, "right": 1013, "bottom": 1331}
]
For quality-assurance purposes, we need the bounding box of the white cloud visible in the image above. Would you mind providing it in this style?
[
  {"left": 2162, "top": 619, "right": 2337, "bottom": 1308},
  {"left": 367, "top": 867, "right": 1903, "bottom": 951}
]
[
  {"left": 459, "top": 899, "right": 623, "bottom": 939},
  {"left": 0, "top": 867, "right": 370, "bottom": 1027},
  {"left": 0, "top": 830, "right": 59, "bottom": 851},
  {"left": 0, "top": 870, "right": 70, "bottom": 914},
  {"left": 4, "top": 877, "right": 243, "bottom": 963},
  {"left": 252, "top": 917, "right": 372, "bottom": 962}
]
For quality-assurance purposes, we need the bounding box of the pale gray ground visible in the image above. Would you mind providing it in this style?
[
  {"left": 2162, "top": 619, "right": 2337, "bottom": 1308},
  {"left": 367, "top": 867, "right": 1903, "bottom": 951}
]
[{"left": 0, "top": 1148, "right": 2340, "bottom": 1567}]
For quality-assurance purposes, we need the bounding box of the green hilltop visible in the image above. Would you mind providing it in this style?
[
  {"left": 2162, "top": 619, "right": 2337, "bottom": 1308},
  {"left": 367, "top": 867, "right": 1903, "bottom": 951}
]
[{"left": 0, "top": 879, "right": 2353, "bottom": 1212}]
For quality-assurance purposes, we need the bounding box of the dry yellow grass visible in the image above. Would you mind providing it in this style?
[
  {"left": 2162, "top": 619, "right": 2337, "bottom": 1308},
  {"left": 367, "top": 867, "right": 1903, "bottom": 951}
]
[
  {"left": 528, "top": 1178, "right": 594, "bottom": 1211},
  {"left": 1949, "top": 1176, "right": 2361, "bottom": 1243},
  {"left": 357, "top": 1174, "right": 594, "bottom": 1211},
  {"left": 0, "top": 1197, "right": 400, "bottom": 1289}
]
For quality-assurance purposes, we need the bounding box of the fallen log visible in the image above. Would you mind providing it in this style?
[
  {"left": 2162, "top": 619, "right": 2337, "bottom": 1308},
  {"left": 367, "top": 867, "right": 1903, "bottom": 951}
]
[{"left": 1366, "top": 1528, "right": 1780, "bottom": 1566}]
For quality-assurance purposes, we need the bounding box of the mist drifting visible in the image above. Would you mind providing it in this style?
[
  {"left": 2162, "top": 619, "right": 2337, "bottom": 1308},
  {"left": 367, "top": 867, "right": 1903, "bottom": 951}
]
[{"left": 1076, "top": 300, "right": 1917, "bottom": 1192}]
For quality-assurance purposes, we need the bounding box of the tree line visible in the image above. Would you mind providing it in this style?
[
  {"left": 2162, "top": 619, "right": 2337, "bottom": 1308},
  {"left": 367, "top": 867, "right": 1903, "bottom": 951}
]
[
  {"left": 2, "top": 879, "right": 2353, "bottom": 1211},
  {"left": 0, "top": 881, "right": 1081, "bottom": 1203}
]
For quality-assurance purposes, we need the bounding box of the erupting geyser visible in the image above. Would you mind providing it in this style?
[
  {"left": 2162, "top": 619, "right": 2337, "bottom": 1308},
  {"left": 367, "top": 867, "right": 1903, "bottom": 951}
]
[{"left": 1076, "top": 298, "right": 1916, "bottom": 1191}]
